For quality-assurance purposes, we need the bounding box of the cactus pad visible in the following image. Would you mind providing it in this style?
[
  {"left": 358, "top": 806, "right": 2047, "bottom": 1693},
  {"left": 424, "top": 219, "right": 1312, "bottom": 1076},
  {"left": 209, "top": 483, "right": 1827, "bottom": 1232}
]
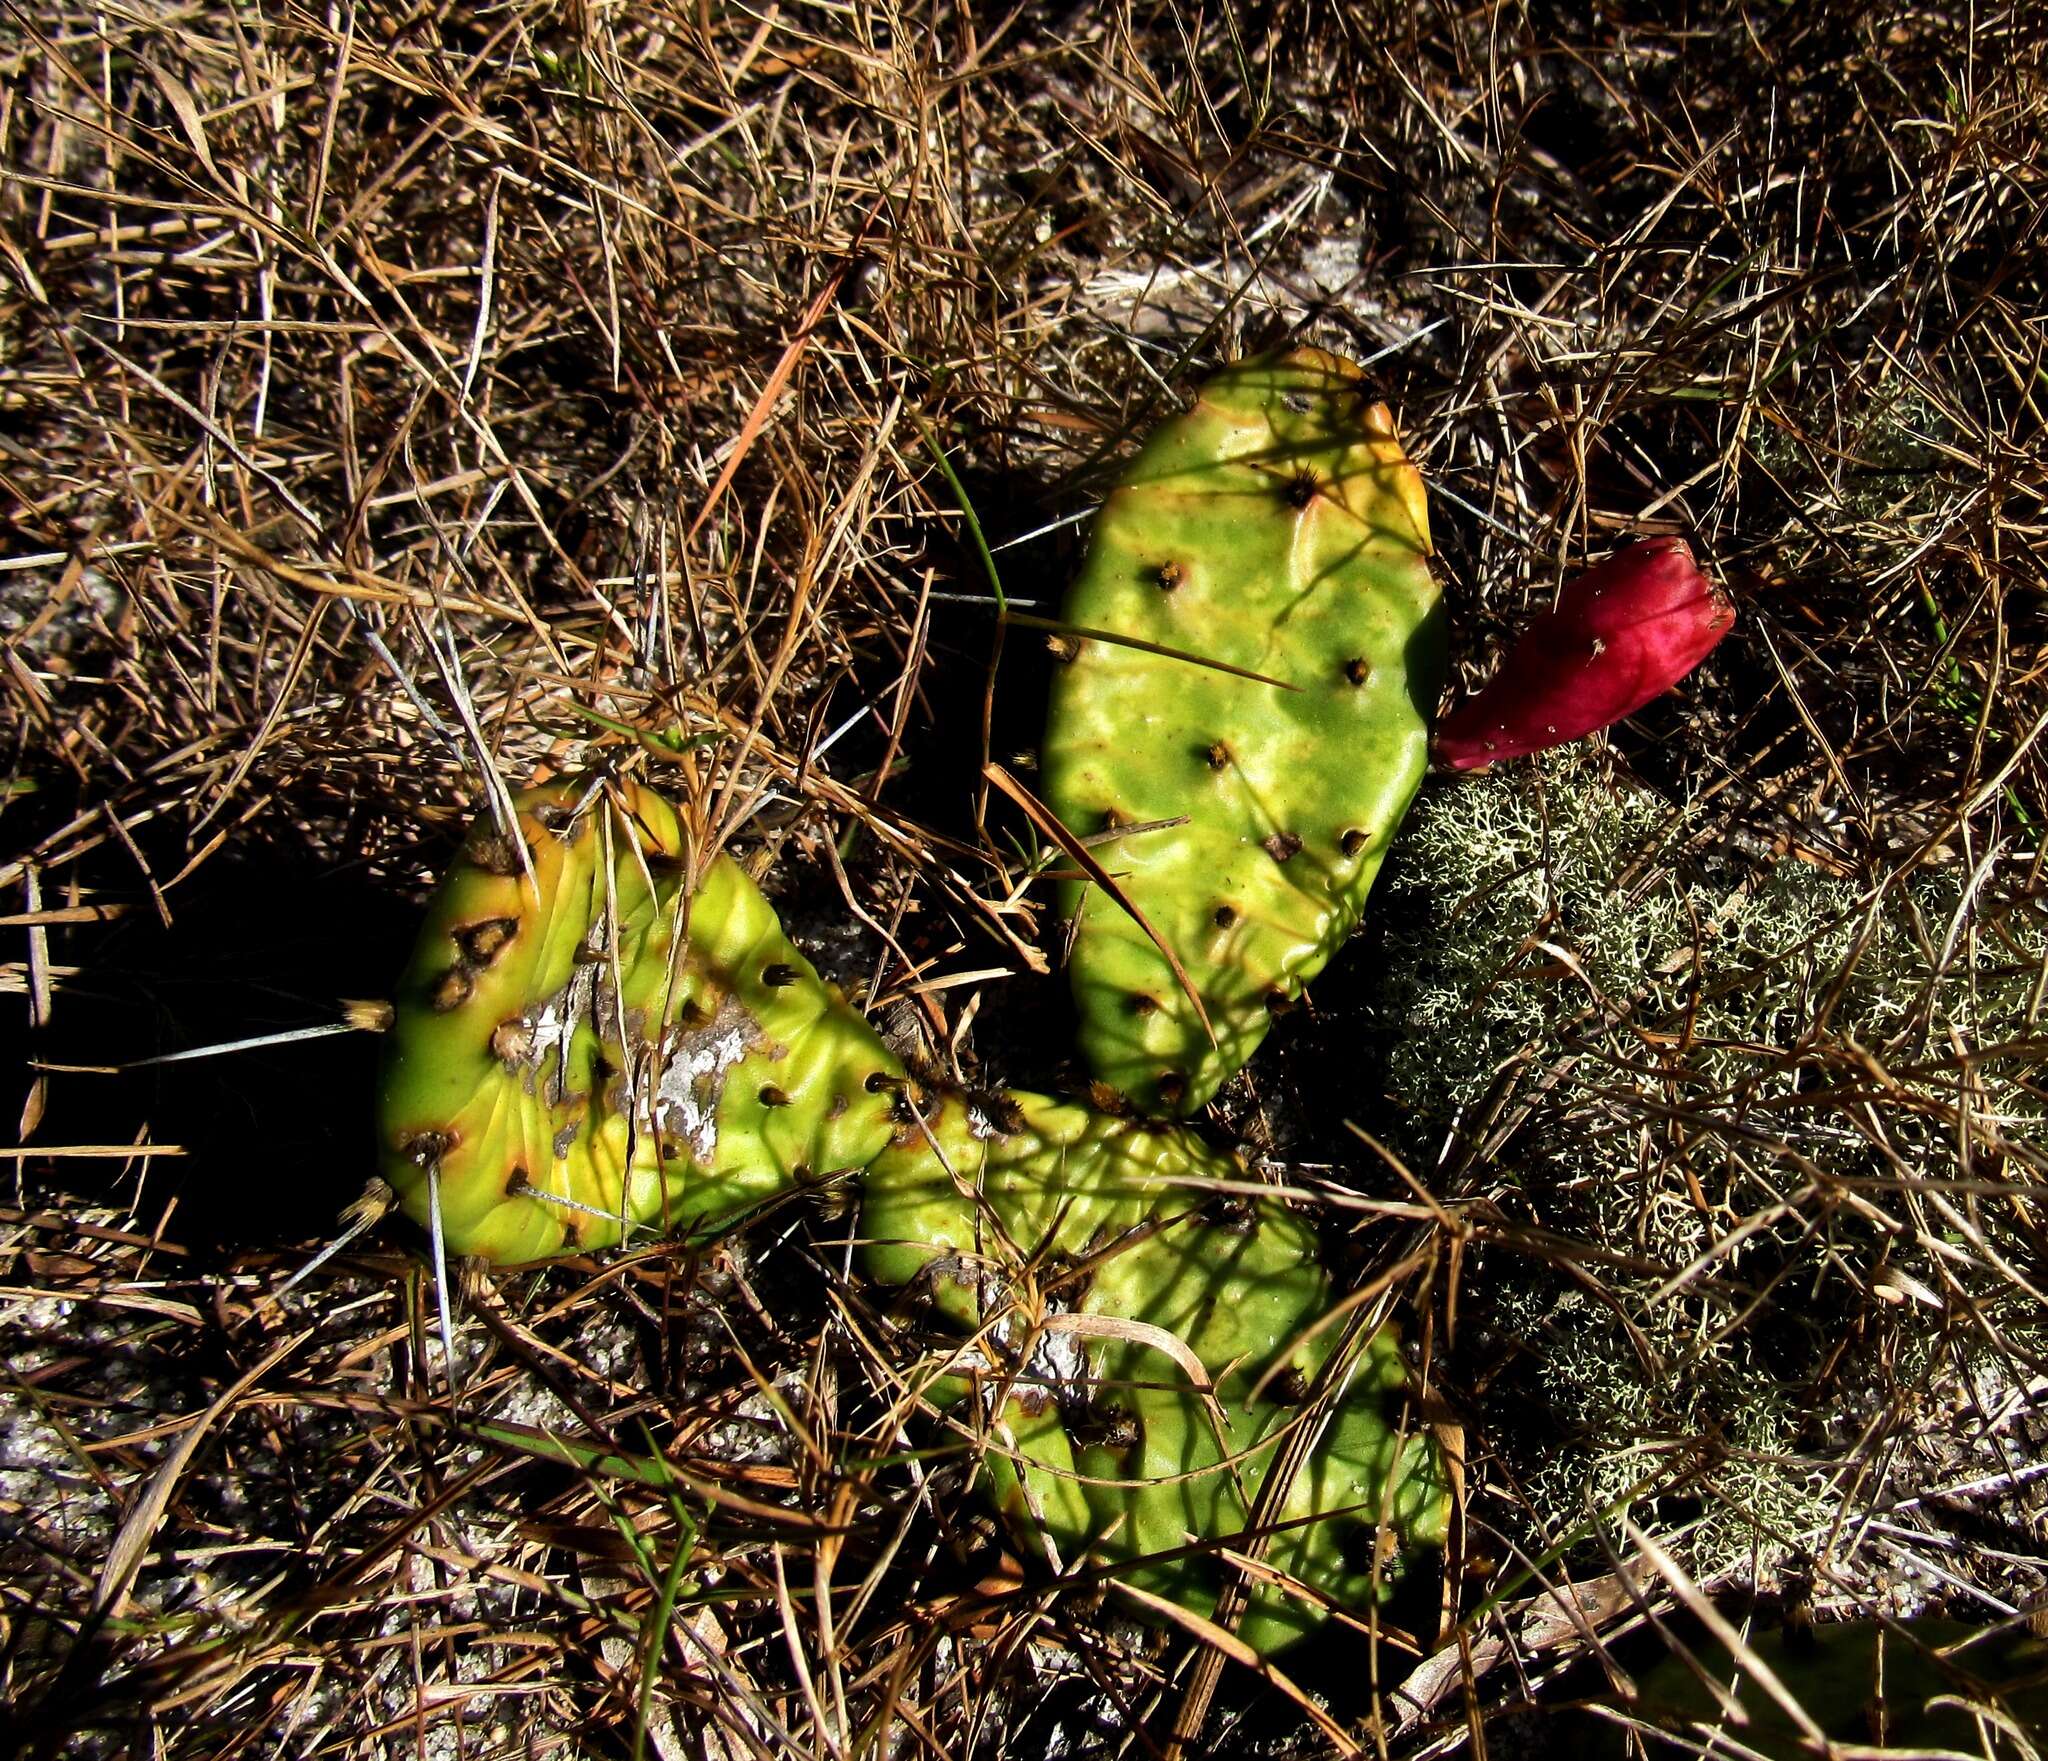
[
  {"left": 381, "top": 778, "right": 1449, "bottom": 1653},
  {"left": 859, "top": 1090, "right": 1451, "bottom": 1652},
  {"left": 1041, "top": 348, "right": 1442, "bottom": 1114},
  {"left": 379, "top": 780, "right": 903, "bottom": 1260}
]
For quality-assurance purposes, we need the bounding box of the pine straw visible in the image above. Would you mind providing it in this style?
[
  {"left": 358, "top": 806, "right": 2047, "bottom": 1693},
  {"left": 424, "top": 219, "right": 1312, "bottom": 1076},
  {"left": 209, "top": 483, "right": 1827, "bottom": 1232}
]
[{"left": 3, "top": 1, "right": 2045, "bottom": 1755}]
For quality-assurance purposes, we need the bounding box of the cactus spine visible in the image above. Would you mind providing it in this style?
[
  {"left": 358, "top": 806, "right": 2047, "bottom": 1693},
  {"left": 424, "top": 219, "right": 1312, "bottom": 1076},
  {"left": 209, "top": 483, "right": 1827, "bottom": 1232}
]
[{"left": 1040, "top": 349, "right": 1442, "bottom": 1114}]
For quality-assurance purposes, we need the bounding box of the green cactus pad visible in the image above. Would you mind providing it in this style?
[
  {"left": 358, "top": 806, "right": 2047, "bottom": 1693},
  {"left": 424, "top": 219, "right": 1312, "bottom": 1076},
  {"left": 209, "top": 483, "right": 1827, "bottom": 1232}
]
[
  {"left": 380, "top": 779, "right": 1450, "bottom": 1653},
  {"left": 380, "top": 780, "right": 903, "bottom": 1261},
  {"left": 1042, "top": 348, "right": 1443, "bottom": 1114},
  {"left": 859, "top": 1091, "right": 1451, "bottom": 1652}
]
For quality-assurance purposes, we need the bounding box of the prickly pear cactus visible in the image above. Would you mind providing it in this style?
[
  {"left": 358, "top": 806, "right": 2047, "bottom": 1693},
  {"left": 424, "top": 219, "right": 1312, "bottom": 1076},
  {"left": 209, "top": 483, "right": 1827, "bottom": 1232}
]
[
  {"left": 1041, "top": 349, "right": 1442, "bottom": 1114},
  {"left": 382, "top": 779, "right": 1452, "bottom": 1651},
  {"left": 380, "top": 779, "right": 903, "bottom": 1261},
  {"left": 859, "top": 1090, "right": 1451, "bottom": 1653}
]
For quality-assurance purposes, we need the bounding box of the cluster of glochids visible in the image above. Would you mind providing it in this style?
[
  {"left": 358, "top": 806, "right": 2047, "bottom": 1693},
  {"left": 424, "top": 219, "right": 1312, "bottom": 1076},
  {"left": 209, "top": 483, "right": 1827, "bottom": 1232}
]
[{"left": 381, "top": 350, "right": 1732, "bottom": 1653}]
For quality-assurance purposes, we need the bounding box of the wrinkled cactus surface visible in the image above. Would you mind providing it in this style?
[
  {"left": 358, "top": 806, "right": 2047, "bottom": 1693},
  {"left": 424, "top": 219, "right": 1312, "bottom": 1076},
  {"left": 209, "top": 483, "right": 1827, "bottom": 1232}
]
[
  {"left": 1041, "top": 349, "right": 1443, "bottom": 1114},
  {"left": 380, "top": 780, "right": 902, "bottom": 1260}
]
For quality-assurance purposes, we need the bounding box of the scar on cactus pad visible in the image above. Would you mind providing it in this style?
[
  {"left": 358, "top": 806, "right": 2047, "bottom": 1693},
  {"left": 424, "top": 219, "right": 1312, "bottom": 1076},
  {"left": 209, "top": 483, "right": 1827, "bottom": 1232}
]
[
  {"left": 380, "top": 777, "right": 1452, "bottom": 1654},
  {"left": 379, "top": 779, "right": 904, "bottom": 1261}
]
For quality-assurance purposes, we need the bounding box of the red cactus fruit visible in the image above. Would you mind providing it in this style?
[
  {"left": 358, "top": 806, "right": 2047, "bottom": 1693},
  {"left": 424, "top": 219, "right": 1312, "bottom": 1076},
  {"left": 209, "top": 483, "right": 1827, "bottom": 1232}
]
[{"left": 1432, "top": 536, "right": 1733, "bottom": 770}]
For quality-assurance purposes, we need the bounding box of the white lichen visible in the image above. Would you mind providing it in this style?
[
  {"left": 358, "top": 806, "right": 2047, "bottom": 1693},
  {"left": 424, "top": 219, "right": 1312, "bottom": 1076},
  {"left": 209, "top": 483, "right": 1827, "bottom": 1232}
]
[{"left": 1367, "top": 745, "right": 2046, "bottom": 1596}]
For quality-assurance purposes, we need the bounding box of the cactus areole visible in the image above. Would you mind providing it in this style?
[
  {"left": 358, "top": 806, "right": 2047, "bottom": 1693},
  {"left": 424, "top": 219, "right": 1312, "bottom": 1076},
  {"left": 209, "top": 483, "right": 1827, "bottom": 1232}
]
[{"left": 1040, "top": 350, "right": 1444, "bottom": 1116}]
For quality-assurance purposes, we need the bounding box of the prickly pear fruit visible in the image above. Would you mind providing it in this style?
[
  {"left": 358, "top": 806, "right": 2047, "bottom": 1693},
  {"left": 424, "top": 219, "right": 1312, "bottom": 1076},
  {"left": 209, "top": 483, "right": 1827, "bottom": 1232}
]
[
  {"left": 380, "top": 780, "right": 903, "bottom": 1261},
  {"left": 1433, "top": 536, "right": 1732, "bottom": 770},
  {"left": 1041, "top": 349, "right": 1443, "bottom": 1114},
  {"left": 859, "top": 1091, "right": 1451, "bottom": 1653}
]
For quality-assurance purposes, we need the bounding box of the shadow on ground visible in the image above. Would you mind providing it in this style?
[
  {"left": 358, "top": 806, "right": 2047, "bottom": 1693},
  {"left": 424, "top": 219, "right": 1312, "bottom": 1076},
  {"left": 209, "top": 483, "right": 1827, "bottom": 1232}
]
[{"left": 16, "top": 826, "right": 427, "bottom": 1252}]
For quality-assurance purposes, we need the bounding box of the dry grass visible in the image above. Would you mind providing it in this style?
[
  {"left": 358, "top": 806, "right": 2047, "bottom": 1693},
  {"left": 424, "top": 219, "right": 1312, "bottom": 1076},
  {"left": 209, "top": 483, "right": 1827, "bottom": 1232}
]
[{"left": 2, "top": 1, "right": 2045, "bottom": 1755}]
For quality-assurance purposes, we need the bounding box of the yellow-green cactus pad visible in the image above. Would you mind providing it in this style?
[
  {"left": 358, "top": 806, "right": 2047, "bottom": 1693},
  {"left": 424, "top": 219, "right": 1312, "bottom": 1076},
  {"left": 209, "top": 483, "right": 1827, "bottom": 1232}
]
[
  {"left": 380, "top": 780, "right": 903, "bottom": 1261},
  {"left": 1042, "top": 348, "right": 1442, "bottom": 1113},
  {"left": 381, "top": 779, "right": 1449, "bottom": 1652},
  {"left": 859, "top": 1091, "right": 1450, "bottom": 1652}
]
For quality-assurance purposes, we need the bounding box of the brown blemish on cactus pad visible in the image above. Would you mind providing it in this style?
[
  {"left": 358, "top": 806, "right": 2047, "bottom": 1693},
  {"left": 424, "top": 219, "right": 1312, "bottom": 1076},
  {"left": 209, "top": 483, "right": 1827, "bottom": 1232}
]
[
  {"left": 1041, "top": 1251, "right": 1089, "bottom": 1297},
  {"left": 1340, "top": 1523, "right": 1396, "bottom": 1576},
  {"left": 1071, "top": 1403, "right": 1141, "bottom": 1450},
  {"left": 1200, "top": 1194, "right": 1257, "bottom": 1235},
  {"left": 1262, "top": 831, "right": 1303, "bottom": 863},
  {"left": 429, "top": 968, "right": 474, "bottom": 1012},
  {"left": 454, "top": 917, "right": 518, "bottom": 965},
  {"left": 1087, "top": 1081, "right": 1130, "bottom": 1115},
  {"left": 758, "top": 1085, "right": 790, "bottom": 1108},
  {"left": 983, "top": 1093, "right": 1028, "bottom": 1136}
]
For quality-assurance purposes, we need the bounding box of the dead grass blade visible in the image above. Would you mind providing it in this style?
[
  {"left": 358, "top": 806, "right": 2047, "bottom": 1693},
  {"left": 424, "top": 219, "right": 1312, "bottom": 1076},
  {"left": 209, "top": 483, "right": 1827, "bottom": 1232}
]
[{"left": 984, "top": 761, "right": 1217, "bottom": 1048}]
